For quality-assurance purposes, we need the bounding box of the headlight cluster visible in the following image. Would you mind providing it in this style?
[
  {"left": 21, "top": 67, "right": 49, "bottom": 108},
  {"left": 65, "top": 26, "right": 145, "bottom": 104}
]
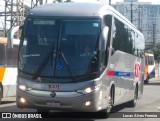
[
  {"left": 18, "top": 77, "right": 32, "bottom": 91},
  {"left": 18, "top": 84, "right": 32, "bottom": 91},
  {"left": 77, "top": 84, "right": 100, "bottom": 94}
]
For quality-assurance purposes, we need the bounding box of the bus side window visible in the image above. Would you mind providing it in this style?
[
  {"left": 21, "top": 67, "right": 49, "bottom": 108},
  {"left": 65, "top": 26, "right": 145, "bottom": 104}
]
[
  {"left": 0, "top": 44, "right": 6, "bottom": 65},
  {"left": 103, "top": 15, "right": 112, "bottom": 65}
]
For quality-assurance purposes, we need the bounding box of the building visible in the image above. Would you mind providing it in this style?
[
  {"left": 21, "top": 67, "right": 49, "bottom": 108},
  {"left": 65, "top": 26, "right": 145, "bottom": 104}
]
[{"left": 112, "top": 0, "right": 160, "bottom": 49}]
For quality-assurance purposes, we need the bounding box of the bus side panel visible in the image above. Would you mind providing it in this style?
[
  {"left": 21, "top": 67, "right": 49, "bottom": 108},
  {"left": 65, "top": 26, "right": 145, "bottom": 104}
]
[
  {"left": 2, "top": 67, "right": 17, "bottom": 97},
  {"left": 107, "top": 51, "right": 144, "bottom": 105}
]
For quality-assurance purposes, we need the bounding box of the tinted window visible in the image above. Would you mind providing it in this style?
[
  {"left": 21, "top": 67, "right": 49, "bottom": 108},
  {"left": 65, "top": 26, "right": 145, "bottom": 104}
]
[
  {"left": 0, "top": 44, "right": 5, "bottom": 65},
  {"left": 112, "top": 18, "right": 134, "bottom": 54},
  {"left": 112, "top": 18, "right": 144, "bottom": 57}
]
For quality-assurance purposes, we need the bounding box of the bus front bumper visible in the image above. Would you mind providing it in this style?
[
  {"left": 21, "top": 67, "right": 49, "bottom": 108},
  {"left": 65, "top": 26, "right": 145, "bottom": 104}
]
[{"left": 16, "top": 88, "right": 107, "bottom": 112}]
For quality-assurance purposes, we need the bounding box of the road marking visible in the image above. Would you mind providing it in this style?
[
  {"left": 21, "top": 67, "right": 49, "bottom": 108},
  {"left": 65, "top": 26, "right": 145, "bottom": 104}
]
[{"left": 0, "top": 102, "right": 16, "bottom": 108}]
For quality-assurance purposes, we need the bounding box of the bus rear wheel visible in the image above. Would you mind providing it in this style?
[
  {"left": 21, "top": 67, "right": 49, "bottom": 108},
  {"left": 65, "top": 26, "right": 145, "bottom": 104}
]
[{"left": 128, "top": 86, "right": 138, "bottom": 107}]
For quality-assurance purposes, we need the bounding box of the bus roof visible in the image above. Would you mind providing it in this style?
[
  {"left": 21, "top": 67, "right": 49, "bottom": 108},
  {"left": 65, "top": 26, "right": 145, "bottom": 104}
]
[
  {"left": 28, "top": 2, "right": 141, "bottom": 35},
  {"left": 29, "top": 2, "right": 105, "bottom": 17}
]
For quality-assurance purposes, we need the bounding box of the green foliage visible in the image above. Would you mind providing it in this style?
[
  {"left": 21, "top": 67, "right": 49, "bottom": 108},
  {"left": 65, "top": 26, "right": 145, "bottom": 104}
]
[
  {"left": 147, "top": 45, "right": 160, "bottom": 61},
  {"left": 153, "top": 49, "right": 160, "bottom": 61}
]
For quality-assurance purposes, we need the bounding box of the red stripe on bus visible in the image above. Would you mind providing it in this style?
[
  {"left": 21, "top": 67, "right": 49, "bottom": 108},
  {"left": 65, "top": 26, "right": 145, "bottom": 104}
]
[{"left": 106, "top": 70, "right": 114, "bottom": 76}]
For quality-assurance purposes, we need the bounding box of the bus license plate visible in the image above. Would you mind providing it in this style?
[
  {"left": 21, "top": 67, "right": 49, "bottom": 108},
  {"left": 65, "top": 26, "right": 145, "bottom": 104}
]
[{"left": 46, "top": 102, "right": 60, "bottom": 107}]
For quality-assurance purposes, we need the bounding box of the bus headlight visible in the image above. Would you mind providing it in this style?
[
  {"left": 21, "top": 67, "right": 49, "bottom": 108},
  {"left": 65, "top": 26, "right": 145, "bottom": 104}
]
[
  {"left": 19, "top": 85, "right": 26, "bottom": 91},
  {"left": 85, "top": 87, "right": 92, "bottom": 93},
  {"left": 18, "top": 84, "right": 32, "bottom": 91},
  {"left": 77, "top": 85, "right": 100, "bottom": 94}
]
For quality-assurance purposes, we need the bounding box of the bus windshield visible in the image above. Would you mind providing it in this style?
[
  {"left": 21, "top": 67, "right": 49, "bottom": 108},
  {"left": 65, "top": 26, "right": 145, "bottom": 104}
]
[
  {"left": 145, "top": 56, "right": 154, "bottom": 65},
  {"left": 19, "top": 18, "right": 101, "bottom": 81}
]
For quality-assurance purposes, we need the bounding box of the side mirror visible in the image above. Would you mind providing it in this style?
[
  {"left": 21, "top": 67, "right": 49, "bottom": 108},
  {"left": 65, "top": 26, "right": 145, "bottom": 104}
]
[
  {"left": 110, "top": 47, "right": 115, "bottom": 56},
  {"left": 99, "top": 26, "right": 109, "bottom": 51},
  {"left": 7, "top": 26, "right": 21, "bottom": 48}
]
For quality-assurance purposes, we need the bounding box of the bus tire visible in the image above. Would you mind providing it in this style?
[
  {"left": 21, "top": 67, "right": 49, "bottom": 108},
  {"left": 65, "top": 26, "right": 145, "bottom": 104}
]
[
  {"left": 0, "top": 86, "right": 2, "bottom": 104},
  {"left": 102, "top": 86, "right": 115, "bottom": 118},
  {"left": 109, "top": 86, "right": 114, "bottom": 110},
  {"left": 129, "top": 86, "right": 138, "bottom": 107},
  {"left": 144, "top": 76, "right": 149, "bottom": 84}
]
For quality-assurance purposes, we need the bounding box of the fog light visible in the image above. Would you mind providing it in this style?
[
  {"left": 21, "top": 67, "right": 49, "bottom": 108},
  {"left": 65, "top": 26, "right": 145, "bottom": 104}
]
[
  {"left": 20, "top": 97, "right": 26, "bottom": 103},
  {"left": 85, "top": 101, "right": 91, "bottom": 106}
]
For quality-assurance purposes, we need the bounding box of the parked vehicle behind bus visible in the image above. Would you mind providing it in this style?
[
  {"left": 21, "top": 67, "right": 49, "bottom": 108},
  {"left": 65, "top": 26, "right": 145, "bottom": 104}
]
[
  {"left": 144, "top": 53, "right": 155, "bottom": 84},
  {"left": 0, "top": 37, "right": 19, "bottom": 103},
  {"left": 7, "top": 2, "right": 145, "bottom": 116}
]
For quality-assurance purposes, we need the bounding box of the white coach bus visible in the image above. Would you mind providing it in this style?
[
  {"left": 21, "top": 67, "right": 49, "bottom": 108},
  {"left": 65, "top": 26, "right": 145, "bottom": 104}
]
[
  {"left": 0, "top": 37, "right": 19, "bottom": 103},
  {"left": 144, "top": 53, "right": 155, "bottom": 84},
  {"left": 7, "top": 2, "right": 145, "bottom": 115}
]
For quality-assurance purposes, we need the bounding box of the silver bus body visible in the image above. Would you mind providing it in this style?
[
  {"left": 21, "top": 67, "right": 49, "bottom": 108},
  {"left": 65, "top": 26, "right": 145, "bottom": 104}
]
[{"left": 8, "top": 2, "right": 145, "bottom": 112}]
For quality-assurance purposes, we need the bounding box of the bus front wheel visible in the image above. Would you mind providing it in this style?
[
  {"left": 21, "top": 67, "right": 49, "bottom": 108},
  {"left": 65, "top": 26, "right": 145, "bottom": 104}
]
[{"left": 102, "top": 86, "right": 114, "bottom": 117}]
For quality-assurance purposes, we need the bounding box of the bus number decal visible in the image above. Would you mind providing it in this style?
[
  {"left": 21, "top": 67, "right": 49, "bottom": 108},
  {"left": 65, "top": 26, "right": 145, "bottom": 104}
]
[{"left": 48, "top": 84, "right": 60, "bottom": 90}]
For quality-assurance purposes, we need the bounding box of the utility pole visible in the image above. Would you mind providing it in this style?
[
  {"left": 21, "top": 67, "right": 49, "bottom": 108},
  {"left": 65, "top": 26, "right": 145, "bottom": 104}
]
[
  {"left": 3, "top": 0, "right": 49, "bottom": 37},
  {"left": 4, "top": 0, "right": 24, "bottom": 37},
  {"left": 153, "top": 23, "right": 156, "bottom": 46},
  {"left": 16, "top": 0, "right": 24, "bottom": 26},
  {"left": 31, "top": 0, "right": 48, "bottom": 9},
  {"left": 4, "top": 0, "right": 15, "bottom": 37},
  {"left": 31, "top": 0, "right": 40, "bottom": 8},
  {"left": 131, "top": 2, "right": 133, "bottom": 23},
  {"left": 138, "top": 4, "right": 141, "bottom": 31},
  {"left": 109, "top": 0, "right": 111, "bottom": 5}
]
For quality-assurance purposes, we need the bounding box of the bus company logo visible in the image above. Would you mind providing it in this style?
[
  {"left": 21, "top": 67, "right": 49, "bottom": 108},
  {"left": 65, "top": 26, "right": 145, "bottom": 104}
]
[
  {"left": 50, "top": 91, "right": 56, "bottom": 97},
  {"left": 48, "top": 84, "right": 60, "bottom": 90},
  {"left": 134, "top": 61, "right": 141, "bottom": 81}
]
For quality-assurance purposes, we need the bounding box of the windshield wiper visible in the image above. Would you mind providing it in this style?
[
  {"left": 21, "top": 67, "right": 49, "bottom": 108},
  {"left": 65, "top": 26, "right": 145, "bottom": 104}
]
[
  {"left": 59, "top": 51, "right": 78, "bottom": 82},
  {"left": 32, "top": 51, "right": 53, "bottom": 80}
]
